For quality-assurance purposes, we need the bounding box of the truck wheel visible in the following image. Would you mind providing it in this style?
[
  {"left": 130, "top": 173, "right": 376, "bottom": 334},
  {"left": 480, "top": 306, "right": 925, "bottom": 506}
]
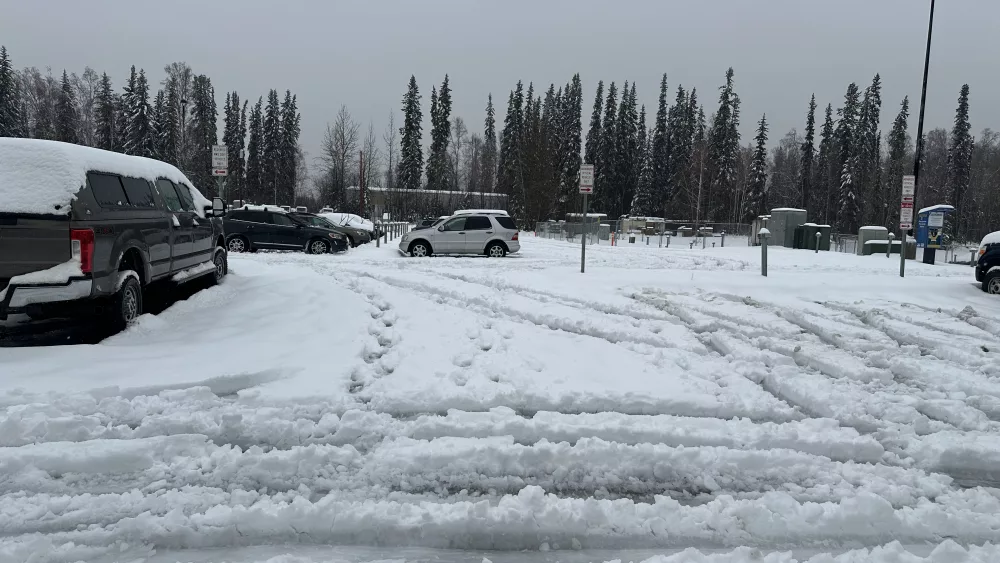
[
  {"left": 211, "top": 249, "right": 228, "bottom": 285},
  {"left": 108, "top": 272, "right": 142, "bottom": 331},
  {"left": 986, "top": 272, "right": 1000, "bottom": 294}
]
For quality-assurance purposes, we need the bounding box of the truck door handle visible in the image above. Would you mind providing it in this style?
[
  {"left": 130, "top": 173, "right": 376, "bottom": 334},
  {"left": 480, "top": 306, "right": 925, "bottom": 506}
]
[
  {"left": 486, "top": 231, "right": 493, "bottom": 234},
  {"left": 459, "top": 232, "right": 466, "bottom": 235}
]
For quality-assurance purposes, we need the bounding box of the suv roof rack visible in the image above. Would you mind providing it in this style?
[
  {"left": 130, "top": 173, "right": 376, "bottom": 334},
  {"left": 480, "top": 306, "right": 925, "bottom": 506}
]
[{"left": 453, "top": 209, "right": 509, "bottom": 216}]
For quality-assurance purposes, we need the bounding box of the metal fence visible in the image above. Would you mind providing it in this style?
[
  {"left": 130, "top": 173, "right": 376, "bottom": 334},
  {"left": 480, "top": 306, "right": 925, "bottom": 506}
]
[{"left": 534, "top": 220, "right": 752, "bottom": 248}]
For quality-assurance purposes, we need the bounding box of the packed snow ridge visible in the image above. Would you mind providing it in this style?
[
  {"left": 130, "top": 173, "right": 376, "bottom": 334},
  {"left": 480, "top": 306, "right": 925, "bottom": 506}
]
[{"left": 2, "top": 235, "right": 1000, "bottom": 561}]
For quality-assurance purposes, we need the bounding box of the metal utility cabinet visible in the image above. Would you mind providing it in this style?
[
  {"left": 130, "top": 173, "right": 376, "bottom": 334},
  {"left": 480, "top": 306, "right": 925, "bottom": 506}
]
[{"left": 769, "top": 208, "right": 808, "bottom": 248}]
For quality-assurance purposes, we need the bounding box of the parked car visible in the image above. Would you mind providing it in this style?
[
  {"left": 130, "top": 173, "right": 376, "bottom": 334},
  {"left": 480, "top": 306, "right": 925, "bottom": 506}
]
[
  {"left": 317, "top": 213, "right": 374, "bottom": 247},
  {"left": 0, "top": 138, "right": 227, "bottom": 329},
  {"left": 295, "top": 206, "right": 308, "bottom": 213},
  {"left": 288, "top": 212, "right": 357, "bottom": 247},
  {"left": 977, "top": 231, "right": 1000, "bottom": 294},
  {"left": 398, "top": 211, "right": 520, "bottom": 257},
  {"left": 224, "top": 207, "right": 348, "bottom": 254}
]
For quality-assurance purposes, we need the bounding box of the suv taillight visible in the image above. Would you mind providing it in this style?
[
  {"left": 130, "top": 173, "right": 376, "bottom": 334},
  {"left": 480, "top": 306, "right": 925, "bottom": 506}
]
[
  {"left": 511, "top": 232, "right": 519, "bottom": 241},
  {"left": 71, "top": 228, "right": 95, "bottom": 273}
]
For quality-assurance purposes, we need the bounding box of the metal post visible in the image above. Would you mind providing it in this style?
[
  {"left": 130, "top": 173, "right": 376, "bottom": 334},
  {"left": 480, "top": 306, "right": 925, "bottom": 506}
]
[
  {"left": 904, "top": 0, "right": 935, "bottom": 279},
  {"left": 887, "top": 232, "right": 895, "bottom": 258},
  {"left": 375, "top": 214, "right": 380, "bottom": 248},
  {"left": 580, "top": 193, "right": 588, "bottom": 273},
  {"left": 702, "top": 234, "right": 706, "bottom": 249},
  {"left": 721, "top": 231, "right": 726, "bottom": 247},
  {"left": 815, "top": 232, "right": 821, "bottom": 253},
  {"left": 899, "top": 232, "right": 906, "bottom": 277},
  {"left": 761, "top": 235, "right": 768, "bottom": 277}
]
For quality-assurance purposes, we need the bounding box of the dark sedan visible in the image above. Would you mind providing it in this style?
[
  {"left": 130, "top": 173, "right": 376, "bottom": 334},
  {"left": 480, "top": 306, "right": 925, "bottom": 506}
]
[{"left": 224, "top": 209, "right": 349, "bottom": 254}]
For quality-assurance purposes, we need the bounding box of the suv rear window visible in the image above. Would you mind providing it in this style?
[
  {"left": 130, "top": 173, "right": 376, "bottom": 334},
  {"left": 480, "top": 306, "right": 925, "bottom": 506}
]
[
  {"left": 121, "top": 177, "right": 156, "bottom": 208},
  {"left": 495, "top": 216, "right": 517, "bottom": 230},
  {"left": 87, "top": 173, "right": 128, "bottom": 207}
]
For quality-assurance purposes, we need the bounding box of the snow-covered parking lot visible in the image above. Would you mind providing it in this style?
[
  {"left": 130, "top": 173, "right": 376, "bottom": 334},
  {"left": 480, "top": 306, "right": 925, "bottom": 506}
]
[{"left": 4, "top": 235, "right": 1000, "bottom": 563}]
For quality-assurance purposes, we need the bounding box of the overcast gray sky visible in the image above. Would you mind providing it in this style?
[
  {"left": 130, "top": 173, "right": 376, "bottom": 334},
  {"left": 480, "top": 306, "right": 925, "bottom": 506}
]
[{"left": 2, "top": 0, "right": 997, "bottom": 178}]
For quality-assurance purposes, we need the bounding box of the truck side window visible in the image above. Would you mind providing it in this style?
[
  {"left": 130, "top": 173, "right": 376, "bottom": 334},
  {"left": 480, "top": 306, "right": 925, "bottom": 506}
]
[
  {"left": 87, "top": 172, "right": 128, "bottom": 207},
  {"left": 156, "top": 179, "right": 184, "bottom": 212},
  {"left": 174, "top": 183, "right": 196, "bottom": 211},
  {"left": 121, "top": 177, "right": 156, "bottom": 208}
]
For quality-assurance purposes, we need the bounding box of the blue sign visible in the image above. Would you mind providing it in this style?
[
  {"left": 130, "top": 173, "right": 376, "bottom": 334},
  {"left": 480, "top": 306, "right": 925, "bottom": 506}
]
[{"left": 916, "top": 217, "right": 929, "bottom": 248}]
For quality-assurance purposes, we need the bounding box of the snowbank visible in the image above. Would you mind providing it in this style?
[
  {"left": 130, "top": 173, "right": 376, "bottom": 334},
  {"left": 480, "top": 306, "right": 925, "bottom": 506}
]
[{"left": 0, "top": 138, "right": 210, "bottom": 215}]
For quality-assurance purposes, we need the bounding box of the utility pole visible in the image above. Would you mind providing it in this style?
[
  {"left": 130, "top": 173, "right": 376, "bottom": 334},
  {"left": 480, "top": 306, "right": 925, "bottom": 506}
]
[
  {"left": 359, "top": 150, "right": 366, "bottom": 217},
  {"left": 903, "top": 0, "right": 936, "bottom": 278}
]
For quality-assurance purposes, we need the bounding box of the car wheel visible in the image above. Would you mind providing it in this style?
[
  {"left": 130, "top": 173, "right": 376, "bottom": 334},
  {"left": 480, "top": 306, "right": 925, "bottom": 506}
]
[
  {"left": 409, "top": 241, "right": 431, "bottom": 257},
  {"left": 211, "top": 249, "right": 227, "bottom": 285},
  {"left": 308, "top": 239, "right": 330, "bottom": 254},
  {"left": 108, "top": 272, "right": 142, "bottom": 331},
  {"left": 987, "top": 272, "right": 1000, "bottom": 294},
  {"left": 227, "top": 236, "right": 249, "bottom": 253},
  {"left": 486, "top": 242, "right": 507, "bottom": 258}
]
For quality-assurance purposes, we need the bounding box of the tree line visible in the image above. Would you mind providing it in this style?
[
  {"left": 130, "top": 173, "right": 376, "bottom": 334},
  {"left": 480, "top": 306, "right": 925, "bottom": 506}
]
[{"left": 0, "top": 46, "right": 301, "bottom": 203}]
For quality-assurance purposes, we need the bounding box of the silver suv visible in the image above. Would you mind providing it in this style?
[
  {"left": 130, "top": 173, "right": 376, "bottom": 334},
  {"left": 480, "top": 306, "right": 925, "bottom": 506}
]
[{"left": 399, "top": 212, "right": 520, "bottom": 257}]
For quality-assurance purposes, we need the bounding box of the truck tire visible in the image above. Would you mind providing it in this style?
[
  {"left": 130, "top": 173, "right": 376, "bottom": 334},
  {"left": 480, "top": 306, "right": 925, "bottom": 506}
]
[
  {"left": 985, "top": 272, "right": 1000, "bottom": 294},
  {"left": 108, "top": 272, "right": 142, "bottom": 331}
]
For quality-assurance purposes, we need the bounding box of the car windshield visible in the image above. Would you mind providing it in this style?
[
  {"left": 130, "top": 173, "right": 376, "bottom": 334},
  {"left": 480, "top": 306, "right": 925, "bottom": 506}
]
[{"left": 8, "top": 6, "right": 1000, "bottom": 563}]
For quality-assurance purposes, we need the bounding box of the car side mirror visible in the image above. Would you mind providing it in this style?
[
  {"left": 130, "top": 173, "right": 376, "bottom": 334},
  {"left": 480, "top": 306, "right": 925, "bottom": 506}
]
[
  {"left": 211, "top": 197, "right": 225, "bottom": 217},
  {"left": 438, "top": 226, "right": 444, "bottom": 232}
]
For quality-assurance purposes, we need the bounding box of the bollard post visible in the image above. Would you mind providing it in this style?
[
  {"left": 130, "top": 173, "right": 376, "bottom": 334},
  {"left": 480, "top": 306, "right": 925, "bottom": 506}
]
[
  {"left": 712, "top": 242, "right": 716, "bottom": 248},
  {"left": 646, "top": 236, "right": 649, "bottom": 245},
  {"left": 690, "top": 241, "right": 694, "bottom": 249},
  {"left": 702, "top": 235, "right": 707, "bottom": 249},
  {"left": 384, "top": 225, "right": 388, "bottom": 244},
  {"left": 721, "top": 231, "right": 726, "bottom": 247},
  {"left": 887, "top": 232, "right": 895, "bottom": 258},
  {"left": 815, "top": 232, "right": 821, "bottom": 254},
  {"left": 759, "top": 228, "right": 770, "bottom": 277},
  {"left": 666, "top": 235, "right": 670, "bottom": 248},
  {"left": 899, "top": 232, "right": 906, "bottom": 277}
]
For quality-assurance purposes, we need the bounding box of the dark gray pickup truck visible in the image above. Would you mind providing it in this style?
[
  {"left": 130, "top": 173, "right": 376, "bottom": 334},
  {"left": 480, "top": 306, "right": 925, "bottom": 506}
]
[{"left": 0, "top": 138, "right": 227, "bottom": 329}]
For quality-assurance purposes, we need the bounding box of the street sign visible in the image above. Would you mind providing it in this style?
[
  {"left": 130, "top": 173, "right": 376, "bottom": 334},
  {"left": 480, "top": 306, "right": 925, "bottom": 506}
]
[
  {"left": 211, "top": 169, "right": 228, "bottom": 177},
  {"left": 928, "top": 212, "right": 944, "bottom": 228},
  {"left": 900, "top": 201, "right": 914, "bottom": 209},
  {"left": 901, "top": 175, "right": 915, "bottom": 197},
  {"left": 900, "top": 222, "right": 912, "bottom": 230},
  {"left": 900, "top": 207, "right": 913, "bottom": 223},
  {"left": 212, "top": 145, "right": 228, "bottom": 169},
  {"left": 579, "top": 164, "right": 594, "bottom": 194}
]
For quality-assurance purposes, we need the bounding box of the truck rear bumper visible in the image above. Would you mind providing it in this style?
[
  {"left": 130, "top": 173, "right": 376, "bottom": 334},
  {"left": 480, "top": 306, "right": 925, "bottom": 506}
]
[{"left": 0, "top": 278, "right": 93, "bottom": 319}]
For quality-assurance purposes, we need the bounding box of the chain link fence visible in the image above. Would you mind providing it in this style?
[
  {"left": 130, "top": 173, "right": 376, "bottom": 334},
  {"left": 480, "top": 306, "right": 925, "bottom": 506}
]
[{"left": 534, "top": 220, "right": 754, "bottom": 248}]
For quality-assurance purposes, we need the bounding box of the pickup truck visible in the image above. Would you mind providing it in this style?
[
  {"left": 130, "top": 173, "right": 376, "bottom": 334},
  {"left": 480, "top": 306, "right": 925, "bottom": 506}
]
[{"left": 0, "top": 138, "right": 227, "bottom": 330}]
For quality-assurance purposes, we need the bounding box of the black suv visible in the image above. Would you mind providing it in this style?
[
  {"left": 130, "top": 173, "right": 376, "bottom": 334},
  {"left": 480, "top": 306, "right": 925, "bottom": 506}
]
[
  {"left": 0, "top": 139, "right": 227, "bottom": 329},
  {"left": 224, "top": 208, "right": 348, "bottom": 254},
  {"left": 977, "top": 232, "right": 1000, "bottom": 294}
]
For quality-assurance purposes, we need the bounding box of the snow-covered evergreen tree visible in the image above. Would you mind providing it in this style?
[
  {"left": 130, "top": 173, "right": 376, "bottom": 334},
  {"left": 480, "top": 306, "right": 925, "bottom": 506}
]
[
  {"left": 631, "top": 105, "right": 656, "bottom": 216},
  {"left": 397, "top": 76, "right": 423, "bottom": 191},
  {"left": 583, "top": 80, "right": 603, "bottom": 169},
  {"left": 799, "top": 94, "right": 817, "bottom": 213},
  {"left": 835, "top": 82, "right": 861, "bottom": 232},
  {"left": 151, "top": 89, "right": 166, "bottom": 158},
  {"left": 188, "top": 74, "right": 217, "bottom": 193},
  {"left": 497, "top": 81, "right": 525, "bottom": 218},
  {"left": 480, "top": 93, "right": 497, "bottom": 194},
  {"left": 245, "top": 97, "right": 264, "bottom": 203},
  {"left": 707, "top": 68, "right": 741, "bottom": 222},
  {"left": 947, "top": 84, "right": 973, "bottom": 239},
  {"left": 667, "top": 85, "right": 693, "bottom": 213},
  {"left": 0, "top": 45, "right": 20, "bottom": 137},
  {"left": 650, "top": 74, "right": 669, "bottom": 214},
  {"left": 856, "top": 74, "right": 882, "bottom": 225},
  {"left": 744, "top": 114, "right": 769, "bottom": 220},
  {"left": 117, "top": 67, "right": 136, "bottom": 154},
  {"left": 279, "top": 90, "right": 301, "bottom": 205},
  {"left": 55, "top": 70, "right": 79, "bottom": 144},
  {"left": 558, "top": 74, "right": 583, "bottom": 209},
  {"left": 159, "top": 77, "right": 179, "bottom": 165},
  {"left": 883, "top": 97, "right": 911, "bottom": 229},
  {"left": 814, "top": 104, "right": 835, "bottom": 223},
  {"left": 426, "top": 75, "right": 453, "bottom": 190},
  {"left": 124, "top": 68, "right": 155, "bottom": 159},
  {"left": 261, "top": 89, "right": 281, "bottom": 203},
  {"left": 595, "top": 82, "right": 618, "bottom": 213},
  {"left": 610, "top": 82, "right": 639, "bottom": 218},
  {"left": 222, "top": 92, "right": 242, "bottom": 199}
]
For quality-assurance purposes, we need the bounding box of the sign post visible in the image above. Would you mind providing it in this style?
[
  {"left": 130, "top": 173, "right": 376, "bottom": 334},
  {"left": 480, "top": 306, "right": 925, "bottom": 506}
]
[
  {"left": 899, "top": 175, "right": 915, "bottom": 277},
  {"left": 579, "top": 164, "right": 594, "bottom": 274},
  {"left": 211, "top": 145, "right": 228, "bottom": 201}
]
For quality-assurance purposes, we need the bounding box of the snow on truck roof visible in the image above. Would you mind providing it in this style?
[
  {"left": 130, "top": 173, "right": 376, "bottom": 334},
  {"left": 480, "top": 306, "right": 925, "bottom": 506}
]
[
  {"left": 981, "top": 231, "right": 1000, "bottom": 246},
  {"left": 0, "top": 138, "right": 209, "bottom": 215}
]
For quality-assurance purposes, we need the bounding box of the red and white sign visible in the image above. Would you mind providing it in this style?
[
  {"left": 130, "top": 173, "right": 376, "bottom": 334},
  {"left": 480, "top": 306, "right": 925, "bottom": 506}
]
[
  {"left": 211, "top": 169, "right": 228, "bottom": 177},
  {"left": 900, "top": 201, "right": 913, "bottom": 209},
  {"left": 579, "top": 164, "right": 594, "bottom": 194}
]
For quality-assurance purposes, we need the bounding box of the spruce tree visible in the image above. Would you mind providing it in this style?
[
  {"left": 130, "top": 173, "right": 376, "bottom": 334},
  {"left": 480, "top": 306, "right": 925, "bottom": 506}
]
[
  {"left": 611, "top": 82, "right": 639, "bottom": 218},
  {"left": 799, "top": 95, "right": 817, "bottom": 213},
  {"left": 397, "top": 76, "right": 423, "bottom": 191},
  {"left": 744, "top": 114, "right": 769, "bottom": 220},
  {"left": 426, "top": 75, "right": 453, "bottom": 190},
  {"left": 222, "top": 92, "right": 241, "bottom": 199},
  {"left": 558, "top": 74, "right": 583, "bottom": 208},
  {"left": 883, "top": 97, "right": 910, "bottom": 229},
  {"left": 481, "top": 93, "right": 497, "bottom": 194},
  {"left": 246, "top": 98, "right": 264, "bottom": 203},
  {"left": 707, "top": 68, "right": 740, "bottom": 222},
  {"left": 125, "top": 68, "right": 155, "bottom": 158},
  {"left": 650, "top": 74, "right": 669, "bottom": 214},
  {"left": 497, "top": 82, "right": 526, "bottom": 218},
  {"left": 815, "top": 103, "right": 835, "bottom": 224},
  {"left": 631, "top": 105, "right": 655, "bottom": 215},
  {"left": 583, "top": 80, "right": 603, "bottom": 169},
  {"left": 835, "top": 82, "right": 862, "bottom": 232},
  {"left": 95, "top": 73, "right": 115, "bottom": 150},
  {"left": 151, "top": 89, "right": 166, "bottom": 158},
  {"left": 188, "top": 74, "right": 217, "bottom": 194},
  {"left": 159, "top": 77, "right": 180, "bottom": 165},
  {"left": 0, "top": 45, "right": 20, "bottom": 137},
  {"left": 118, "top": 66, "right": 136, "bottom": 154},
  {"left": 260, "top": 89, "right": 281, "bottom": 203},
  {"left": 237, "top": 99, "right": 248, "bottom": 202},
  {"left": 947, "top": 84, "right": 973, "bottom": 239},
  {"left": 596, "top": 82, "right": 618, "bottom": 213},
  {"left": 667, "top": 85, "right": 693, "bottom": 213},
  {"left": 55, "top": 70, "right": 79, "bottom": 144},
  {"left": 856, "top": 74, "right": 882, "bottom": 224},
  {"left": 279, "top": 90, "right": 301, "bottom": 205}
]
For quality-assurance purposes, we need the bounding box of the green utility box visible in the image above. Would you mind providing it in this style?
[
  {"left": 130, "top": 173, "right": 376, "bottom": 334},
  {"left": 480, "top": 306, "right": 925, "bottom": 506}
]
[{"left": 793, "top": 223, "right": 831, "bottom": 251}]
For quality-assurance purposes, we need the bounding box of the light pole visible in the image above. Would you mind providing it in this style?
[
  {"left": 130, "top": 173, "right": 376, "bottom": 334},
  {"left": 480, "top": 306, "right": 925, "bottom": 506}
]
[{"left": 903, "top": 0, "right": 935, "bottom": 277}]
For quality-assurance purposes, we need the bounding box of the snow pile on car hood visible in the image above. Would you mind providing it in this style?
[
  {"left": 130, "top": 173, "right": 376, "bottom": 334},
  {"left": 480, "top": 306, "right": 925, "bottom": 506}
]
[
  {"left": 980, "top": 231, "right": 1000, "bottom": 247},
  {"left": 321, "top": 212, "right": 375, "bottom": 232},
  {"left": 0, "top": 138, "right": 209, "bottom": 215}
]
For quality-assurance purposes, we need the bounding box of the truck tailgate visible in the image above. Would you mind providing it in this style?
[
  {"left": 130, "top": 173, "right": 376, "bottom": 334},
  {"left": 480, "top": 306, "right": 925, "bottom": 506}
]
[{"left": 0, "top": 213, "right": 71, "bottom": 286}]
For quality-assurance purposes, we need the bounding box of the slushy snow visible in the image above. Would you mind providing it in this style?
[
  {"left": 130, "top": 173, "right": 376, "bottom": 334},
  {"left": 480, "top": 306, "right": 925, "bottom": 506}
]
[{"left": 3, "top": 233, "right": 1000, "bottom": 562}]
